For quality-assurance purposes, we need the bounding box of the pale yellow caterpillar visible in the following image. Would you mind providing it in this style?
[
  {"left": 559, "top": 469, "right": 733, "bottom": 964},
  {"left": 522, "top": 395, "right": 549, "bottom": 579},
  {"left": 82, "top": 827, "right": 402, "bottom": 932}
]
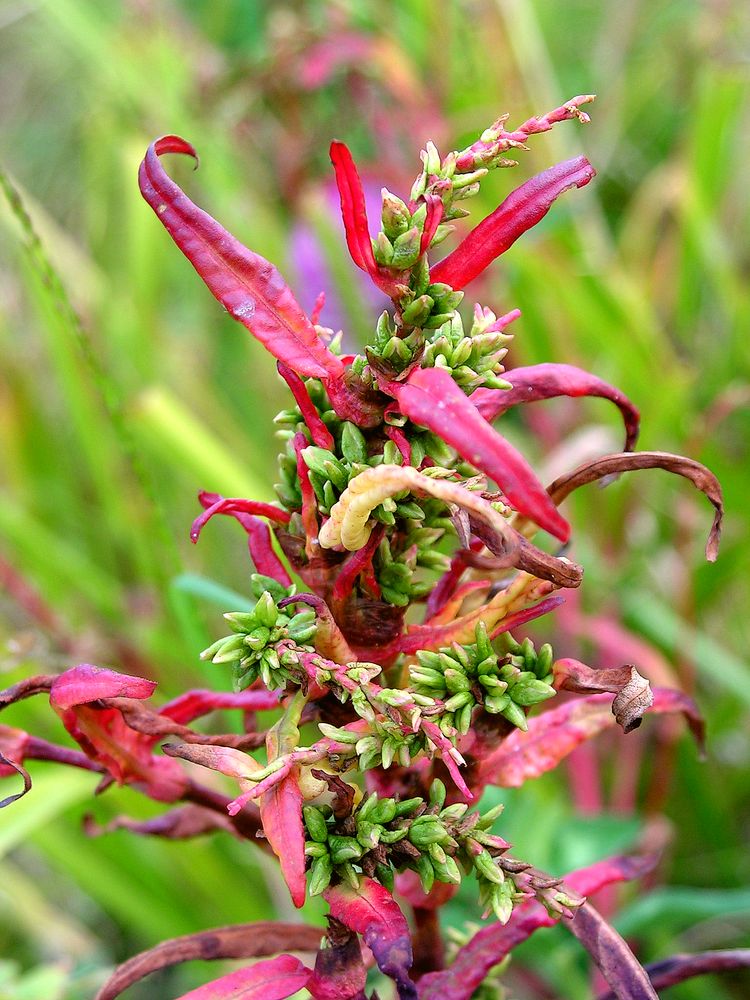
[{"left": 318, "top": 464, "right": 520, "bottom": 555}]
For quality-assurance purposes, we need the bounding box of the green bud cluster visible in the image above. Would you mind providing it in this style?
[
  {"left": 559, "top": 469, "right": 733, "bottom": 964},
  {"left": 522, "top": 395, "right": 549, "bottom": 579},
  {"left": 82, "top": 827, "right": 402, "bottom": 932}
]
[
  {"left": 410, "top": 624, "right": 556, "bottom": 734},
  {"left": 422, "top": 309, "right": 513, "bottom": 393},
  {"left": 302, "top": 782, "right": 518, "bottom": 921},
  {"left": 200, "top": 575, "right": 317, "bottom": 690}
]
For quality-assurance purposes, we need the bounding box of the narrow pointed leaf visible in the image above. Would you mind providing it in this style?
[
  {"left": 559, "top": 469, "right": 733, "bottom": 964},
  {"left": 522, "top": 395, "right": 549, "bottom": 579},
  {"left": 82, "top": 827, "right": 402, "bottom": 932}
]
[
  {"left": 566, "top": 901, "right": 657, "bottom": 999},
  {"left": 479, "top": 687, "right": 704, "bottom": 789},
  {"left": 596, "top": 949, "right": 750, "bottom": 1000},
  {"left": 174, "top": 954, "right": 310, "bottom": 1000},
  {"left": 139, "top": 136, "right": 343, "bottom": 379},
  {"left": 418, "top": 854, "right": 654, "bottom": 1000},
  {"left": 542, "top": 451, "right": 724, "bottom": 560},
  {"left": 95, "top": 924, "right": 320, "bottom": 1000},
  {"left": 431, "top": 157, "right": 595, "bottom": 289},
  {"left": 419, "top": 194, "right": 444, "bottom": 256},
  {"left": 198, "top": 492, "right": 291, "bottom": 585},
  {"left": 393, "top": 367, "right": 570, "bottom": 541},
  {"left": 471, "top": 363, "right": 640, "bottom": 450},
  {"left": 325, "top": 877, "right": 416, "bottom": 1000},
  {"left": 260, "top": 770, "right": 307, "bottom": 908}
]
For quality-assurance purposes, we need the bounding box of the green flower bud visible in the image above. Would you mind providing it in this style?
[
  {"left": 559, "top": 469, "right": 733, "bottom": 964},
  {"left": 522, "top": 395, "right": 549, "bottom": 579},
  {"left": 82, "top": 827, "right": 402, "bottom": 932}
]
[
  {"left": 414, "top": 853, "right": 435, "bottom": 893},
  {"left": 308, "top": 853, "right": 333, "bottom": 896},
  {"left": 356, "top": 820, "right": 382, "bottom": 850},
  {"left": 429, "top": 779, "right": 447, "bottom": 809},
  {"left": 329, "top": 835, "right": 364, "bottom": 865},
  {"left": 255, "top": 592, "right": 278, "bottom": 628},
  {"left": 373, "top": 231, "right": 395, "bottom": 265},
  {"left": 445, "top": 690, "right": 474, "bottom": 712},
  {"left": 511, "top": 679, "right": 556, "bottom": 706},
  {"left": 369, "top": 798, "right": 397, "bottom": 825},
  {"left": 455, "top": 701, "right": 474, "bottom": 734},
  {"left": 444, "top": 669, "right": 472, "bottom": 694},
  {"left": 381, "top": 188, "right": 411, "bottom": 240},
  {"left": 305, "top": 841, "right": 329, "bottom": 858},
  {"left": 375, "top": 862, "right": 395, "bottom": 893},
  {"left": 502, "top": 701, "right": 528, "bottom": 731},
  {"left": 401, "top": 294, "right": 434, "bottom": 327},
  {"left": 391, "top": 227, "right": 421, "bottom": 269},
  {"left": 340, "top": 422, "right": 368, "bottom": 464},
  {"left": 394, "top": 797, "right": 424, "bottom": 817},
  {"left": 431, "top": 852, "right": 462, "bottom": 884},
  {"left": 473, "top": 849, "right": 505, "bottom": 885},
  {"left": 303, "top": 805, "right": 330, "bottom": 844}
]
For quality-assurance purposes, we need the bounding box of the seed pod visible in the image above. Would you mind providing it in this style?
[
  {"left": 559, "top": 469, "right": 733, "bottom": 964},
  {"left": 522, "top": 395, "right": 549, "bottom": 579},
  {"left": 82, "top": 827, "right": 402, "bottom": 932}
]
[
  {"left": 401, "top": 294, "right": 434, "bottom": 327},
  {"left": 429, "top": 779, "right": 447, "bottom": 809},
  {"left": 375, "top": 863, "right": 395, "bottom": 893},
  {"left": 491, "top": 882, "right": 514, "bottom": 924},
  {"left": 502, "top": 701, "right": 528, "bottom": 731},
  {"left": 445, "top": 690, "right": 474, "bottom": 712},
  {"left": 379, "top": 827, "right": 409, "bottom": 844},
  {"left": 410, "top": 821, "right": 449, "bottom": 848},
  {"left": 484, "top": 693, "right": 511, "bottom": 714},
  {"left": 381, "top": 737, "right": 397, "bottom": 769},
  {"left": 381, "top": 188, "right": 411, "bottom": 240},
  {"left": 255, "top": 592, "right": 278, "bottom": 628},
  {"left": 431, "top": 852, "right": 462, "bottom": 884},
  {"left": 511, "top": 679, "right": 556, "bottom": 706},
  {"left": 305, "top": 841, "right": 329, "bottom": 858},
  {"left": 473, "top": 849, "right": 505, "bottom": 885},
  {"left": 244, "top": 626, "right": 271, "bottom": 651},
  {"left": 394, "top": 797, "right": 423, "bottom": 817},
  {"left": 456, "top": 701, "right": 474, "bottom": 734},
  {"left": 329, "top": 835, "right": 364, "bottom": 864},
  {"left": 440, "top": 802, "right": 469, "bottom": 821},
  {"left": 536, "top": 643, "right": 554, "bottom": 676},
  {"left": 224, "top": 611, "right": 259, "bottom": 632},
  {"left": 308, "top": 854, "right": 333, "bottom": 896},
  {"left": 373, "top": 231, "right": 394, "bottom": 265},
  {"left": 358, "top": 792, "right": 378, "bottom": 821},
  {"left": 414, "top": 853, "right": 435, "bottom": 893},
  {"left": 444, "top": 669, "right": 471, "bottom": 694},
  {"left": 369, "top": 798, "right": 397, "bottom": 825},
  {"left": 303, "top": 806, "right": 330, "bottom": 844},
  {"left": 356, "top": 821, "right": 382, "bottom": 850},
  {"left": 391, "top": 227, "right": 421, "bottom": 269},
  {"left": 476, "top": 803, "right": 504, "bottom": 829}
]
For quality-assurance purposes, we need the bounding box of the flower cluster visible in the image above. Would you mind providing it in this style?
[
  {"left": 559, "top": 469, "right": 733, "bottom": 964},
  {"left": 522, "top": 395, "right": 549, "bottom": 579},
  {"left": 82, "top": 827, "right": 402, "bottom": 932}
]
[{"left": 0, "top": 97, "right": 726, "bottom": 1000}]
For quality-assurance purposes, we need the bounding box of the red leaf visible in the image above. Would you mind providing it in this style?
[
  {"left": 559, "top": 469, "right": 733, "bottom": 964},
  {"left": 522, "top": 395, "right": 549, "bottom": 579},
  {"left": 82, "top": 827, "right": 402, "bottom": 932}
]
[
  {"left": 325, "top": 877, "right": 416, "bottom": 1000},
  {"left": 160, "top": 689, "right": 281, "bottom": 726},
  {"left": 49, "top": 666, "right": 185, "bottom": 801},
  {"left": 471, "top": 363, "right": 640, "bottom": 451},
  {"left": 198, "top": 492, "right": 292, "bottom": 585},
  {"left": 418, "top": 854, "right": 654, "bottom": 1000},
  {"left": 430, "top": 157, "right": 595, "bottom": 289},
  {"left": 0, "top": 748, "right": 32, "bottom": 807},
  {"left": 174, "top": 953, "right": 311, "bottom": 1000},
  {"left": 192, "top": 498, "right": 291, "bottom": 543},
  {"left": 307, "top": 931, "right": 367, "bottom": 1000},
  {"left": 419, "top": 194, "right": 444, "bottom": 256},
  {"left": 277, "top": 362, "right": 335, "bottom": 449},
  {"left": 393, "top": 367, "right": 570, "bottom": 541},
  {"left": 259, "top": 770, "right": 307, "bottom": 909},
  {"left": 139, "top": 136, "right": 343, "bottom": 380},
  {"left": 479, "top": 687, "right": 704, "bottom": 789}
]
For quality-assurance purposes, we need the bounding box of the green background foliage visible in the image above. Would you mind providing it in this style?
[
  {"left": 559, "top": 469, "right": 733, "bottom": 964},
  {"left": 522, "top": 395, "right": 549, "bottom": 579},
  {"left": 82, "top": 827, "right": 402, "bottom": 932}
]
[{"left": 0, "top": 1, "right": 748, "bottom": 996}]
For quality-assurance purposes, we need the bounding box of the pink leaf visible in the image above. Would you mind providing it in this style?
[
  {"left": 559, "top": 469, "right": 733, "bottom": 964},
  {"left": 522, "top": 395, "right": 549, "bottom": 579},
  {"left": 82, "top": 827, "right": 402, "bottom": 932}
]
[
  {"left": 198, "top": 493, "right": 291, "bottom": 585},
  {"left": 139, "top": 136, "right": 343, "bottom": 380},
  {"left": 418, "top": 854, "right": 654, "bottom": 1000},
  {"left": 277, "top": 362, "right": 335, "bottom": 449},
  {"left": 471, "top": 363, "right": 640, "bottom": 451},
  {"left": 393, "top": 367, "right": 570, "bottom": 541},
  {"left": 325, "top": 877, "right": 416, "bottom": 999},
  {"left": 307, "top": 932, "right": 367, "bottom": 1000},
  {"left": 48, "top": 666, "right": 186, "bottom": 801},
  {"left": 430, "top": 157, "right": 595, "bottom": 289},
  {"left": 0, "top": 725, "right": 30, "bottom": 777},
  {"left": 419, "top": 194, "right": 444, "bottom": 256},
  {"left": 259, "top": 770, "right": 307, "bottom": 909},
  {"left": 597, "top": 949, "right": 750, "bottom": 999},
  {"left": 50, "top": 664, "right": 157, "bottom": 709},
  {"left": 479, "top": 687, "right": 704, "bottom": 789},
  {"left": 174, "top": 953, "right": 310, "bottom": 1000},
  {"left": 160, "top": 689, "right": 281, "bottom": 726},
  {"left": 192, "top": 498, "right": 290, "bottom": 543}
]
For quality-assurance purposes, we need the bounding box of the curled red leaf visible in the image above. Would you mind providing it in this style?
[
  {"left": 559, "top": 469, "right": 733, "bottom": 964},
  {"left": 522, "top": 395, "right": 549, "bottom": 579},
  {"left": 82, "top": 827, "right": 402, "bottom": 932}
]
[
  {"left": 544, "top": 450, "right": 724, "bottom": 561},
  {"left": 277, "top": 361, "right": 335, "bottom": 449},
  {"left": 430, "top": 157, "right": 595, "bottom": 289},
  {"left": 393, "top": 367, "right": 570, "bottom": 541},
  {"left": 198, "top": 492, "right": 291, "bottom": 585},
  {"left": 553, "top": 659, "right": 654, "bottom": 733},
  {"left": 192, "top": 497, "right": 291, "bottom": 543},
  {"left": 419, "top": 194, "right": 444, "bottom": 256},
  {"left": 471, "top": 363, "right": 640, "bottom": 451},
  {"left": 139, "top": 135, "right": 343, "bottom": 379},
  {"left": 0, "top": 750, "right": 32, "bottom": 808}
]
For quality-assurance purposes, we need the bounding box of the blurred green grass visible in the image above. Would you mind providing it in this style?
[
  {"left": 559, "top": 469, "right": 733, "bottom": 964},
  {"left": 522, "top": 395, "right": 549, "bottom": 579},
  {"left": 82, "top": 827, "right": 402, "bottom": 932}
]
[{"left": 0, "top": 0, "right": 748, "bottom": 996}]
